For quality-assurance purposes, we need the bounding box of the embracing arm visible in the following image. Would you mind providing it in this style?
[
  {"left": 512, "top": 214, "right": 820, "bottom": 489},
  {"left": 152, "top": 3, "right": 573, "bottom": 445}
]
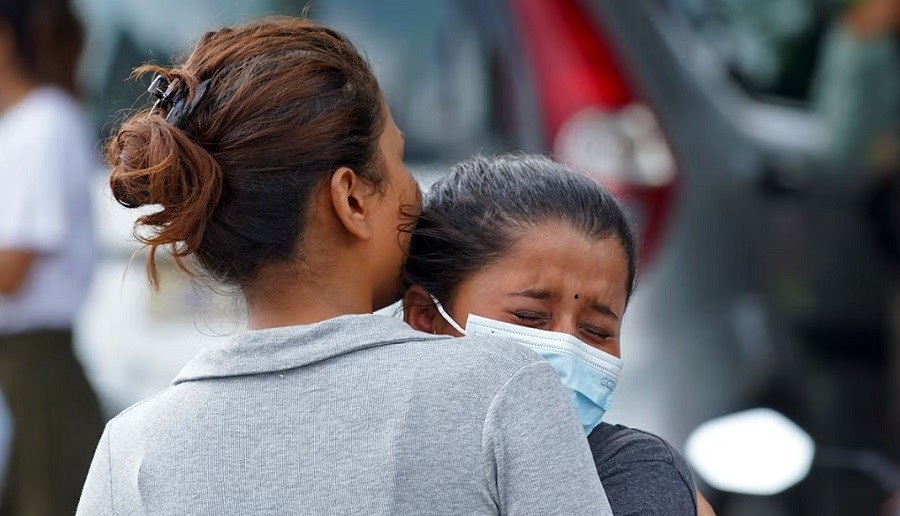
[{"left": 484, "top": 361, "right": 613, "bottom": 515}]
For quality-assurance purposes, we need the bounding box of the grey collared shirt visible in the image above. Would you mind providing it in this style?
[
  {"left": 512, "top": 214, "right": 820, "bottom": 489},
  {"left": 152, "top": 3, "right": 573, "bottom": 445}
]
[{"left": 76, "top": 314, "right": 612, "bottom": 515}]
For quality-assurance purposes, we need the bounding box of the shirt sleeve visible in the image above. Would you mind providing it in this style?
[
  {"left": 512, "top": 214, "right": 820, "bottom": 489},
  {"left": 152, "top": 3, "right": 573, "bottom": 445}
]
[
  {"left": 483, "top": 360, "right": 613, "bottom": 516},
  {"left": 0, "top": 120, "right": 66, "bottom": 252},
  {"left": 76, "top": 424, "right": 115, "bottom": 515},
  {"left": 589, "top": 425, "right": 697, "bottom": 516}
]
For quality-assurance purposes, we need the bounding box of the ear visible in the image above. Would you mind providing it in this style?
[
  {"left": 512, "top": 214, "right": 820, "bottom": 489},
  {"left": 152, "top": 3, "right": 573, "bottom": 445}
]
[
  {"left": 403, "top": 284, "right": 441, "bottom": 334},
  {"left": 330, "top": 166, "right": 376, "bottom": 240}
]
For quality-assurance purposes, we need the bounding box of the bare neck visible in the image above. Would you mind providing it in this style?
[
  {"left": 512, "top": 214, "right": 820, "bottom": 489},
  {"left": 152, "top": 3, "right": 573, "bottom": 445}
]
[
  {"left": 242, "top": 248, "right": 375, "bottom": 331},
  {"left": 0, "top": 69, "right": 37, "bottom": 114}
]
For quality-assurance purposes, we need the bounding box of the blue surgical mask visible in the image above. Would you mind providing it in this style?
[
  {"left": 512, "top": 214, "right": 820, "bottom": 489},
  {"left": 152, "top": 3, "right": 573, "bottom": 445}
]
[{"left": 431, "top": 296, "right": 623, "bottom": 435}]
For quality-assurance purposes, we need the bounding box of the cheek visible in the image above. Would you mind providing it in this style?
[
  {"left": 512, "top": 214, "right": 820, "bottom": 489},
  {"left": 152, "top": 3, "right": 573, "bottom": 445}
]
[
  {"left": 450, "top": 293, "right": 507, "bottom": 323},
  {"left": 403, "top": 177, "right": 421, "bottom": 217},
  {"left": 392, "top": 175, "right": 419, "bottom": 223},
  {"left": 609, "top": 337, "right": 622, "bottom": 358}
]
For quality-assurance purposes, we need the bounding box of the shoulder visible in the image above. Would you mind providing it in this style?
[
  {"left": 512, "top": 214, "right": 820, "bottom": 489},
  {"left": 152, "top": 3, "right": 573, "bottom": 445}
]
[
  {"left": 589, "top": 423, "right": 698, "bottom": 514},
  {"left": 6, "top": 87, "right": 88, "bottom": 132},
  {"left": 427, "top": 333, "right": 545, "bottom": 370},
  {"left": 102, "top": 387, "right": 185, "bottom": 448},
  {"left": 106, "top": 389, "right": 170, "bottom": 424},
  {"left": 371, "top": 330, "right": 567, "bottom": 430},
  {"left": 404, "top": 333, "right": 553, "bottom": 393},
  {"left": 401, "top": 332, "right": 561, "bottom": 384},
  {"left": 589, "top": 423, "right": 682, "bottom": 465},
  {"left": 0, "top": 87, "right": 94, "bottom": 169},
  {"left": 5, "top": 88, "right": 91, "bottom": 149}
]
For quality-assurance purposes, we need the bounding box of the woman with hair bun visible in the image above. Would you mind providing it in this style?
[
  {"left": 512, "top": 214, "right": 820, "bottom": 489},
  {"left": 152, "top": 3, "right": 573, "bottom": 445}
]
[{"left": 76, "top": 18, "right": 613, "bottom": 515}]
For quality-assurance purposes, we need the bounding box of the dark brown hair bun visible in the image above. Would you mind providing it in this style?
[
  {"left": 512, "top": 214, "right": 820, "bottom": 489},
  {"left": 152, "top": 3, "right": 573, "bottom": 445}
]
[{"left": 106, "top": 17, "right": 385, "bottom": 288}]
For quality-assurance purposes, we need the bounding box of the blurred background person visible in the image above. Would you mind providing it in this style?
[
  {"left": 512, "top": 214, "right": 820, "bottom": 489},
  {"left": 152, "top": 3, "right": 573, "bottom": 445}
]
[
  {"left": 812, "top": 0, "right": 900, "bottom": 268},
  {"left": 0, "top": 0, "right": 103, "bottom": 514},
  {"left": 0, "top": 392, "right": 9, "bottom": 491},
  {"left": 811, "top": 0, "right": 900, "bottom": 483},
  {"left": 812, "top": 0, "right": 900, "bottom": 175}
]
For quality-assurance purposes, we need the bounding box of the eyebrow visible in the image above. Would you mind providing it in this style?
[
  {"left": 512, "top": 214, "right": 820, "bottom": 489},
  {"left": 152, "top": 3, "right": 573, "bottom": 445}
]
[
  {"left": 589, "top": 302, "right": 619, "bottom": 321},
  {"left": 508, "top": 289, "right": 553, "bottom": 300}
]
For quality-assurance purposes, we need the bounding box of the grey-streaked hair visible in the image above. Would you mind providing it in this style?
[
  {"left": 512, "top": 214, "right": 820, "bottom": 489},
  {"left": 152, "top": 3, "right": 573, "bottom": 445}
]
[{"left": 403, "top": 153, "right": 637, "bottom": 307}]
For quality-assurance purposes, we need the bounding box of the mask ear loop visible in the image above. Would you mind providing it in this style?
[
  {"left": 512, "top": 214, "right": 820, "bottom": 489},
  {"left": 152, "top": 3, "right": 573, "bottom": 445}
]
[{"left": 429, "top": 295, "right": 467, "bottom": 335}]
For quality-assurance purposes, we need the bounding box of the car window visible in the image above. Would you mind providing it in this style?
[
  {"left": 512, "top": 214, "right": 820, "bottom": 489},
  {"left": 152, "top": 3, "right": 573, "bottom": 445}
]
[
  {"left": 315, "top": 0, "right": 502, "bottom": 162},
  {"left": 665, "top": 0, "right": 834, "bottom": 104},
  {"left": 76, "top": 0, "right": 505, "bottom": 163}
]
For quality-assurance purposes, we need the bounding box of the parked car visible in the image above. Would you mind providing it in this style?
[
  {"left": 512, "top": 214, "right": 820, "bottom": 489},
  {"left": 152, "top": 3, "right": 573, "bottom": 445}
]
[{"left": 76, "top": 1, "right": 895, "bottom": 513}]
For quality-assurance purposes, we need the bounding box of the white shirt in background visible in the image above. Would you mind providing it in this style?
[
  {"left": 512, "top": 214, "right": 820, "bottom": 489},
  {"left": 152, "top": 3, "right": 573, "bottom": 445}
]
[{"left": 0, "top": 86, "right": 97, "bottom": 334}]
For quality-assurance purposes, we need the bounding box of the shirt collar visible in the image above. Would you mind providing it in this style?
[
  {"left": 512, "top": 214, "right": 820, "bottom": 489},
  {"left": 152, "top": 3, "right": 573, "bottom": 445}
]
[{"left": 172, "top": 313, "right": 442, "bottom": 384}]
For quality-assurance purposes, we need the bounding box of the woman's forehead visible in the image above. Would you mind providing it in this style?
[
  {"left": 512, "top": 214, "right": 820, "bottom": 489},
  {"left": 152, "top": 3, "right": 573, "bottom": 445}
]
[{"left": 465, "top": 224, "right": 630, "bottom": 303}]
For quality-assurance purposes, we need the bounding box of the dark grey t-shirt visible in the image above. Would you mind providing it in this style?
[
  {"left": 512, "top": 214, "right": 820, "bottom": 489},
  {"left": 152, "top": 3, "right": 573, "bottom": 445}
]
[{"left": 589, "top": 423, "right": 697, "bottom": 516}]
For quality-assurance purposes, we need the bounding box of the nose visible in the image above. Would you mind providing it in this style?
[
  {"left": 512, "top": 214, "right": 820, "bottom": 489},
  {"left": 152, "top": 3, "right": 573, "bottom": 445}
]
[{"left": 549, "top": 318, "right": 579, "bottom": 339}]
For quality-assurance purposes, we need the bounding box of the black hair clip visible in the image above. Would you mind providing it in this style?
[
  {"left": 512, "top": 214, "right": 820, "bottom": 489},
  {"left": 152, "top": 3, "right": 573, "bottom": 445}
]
[
  {"left": 147, "top": 74, "right": 174, "bottom": 116},
  {"left": 146, "top": 74, "right": 212, "bottom": 128}
]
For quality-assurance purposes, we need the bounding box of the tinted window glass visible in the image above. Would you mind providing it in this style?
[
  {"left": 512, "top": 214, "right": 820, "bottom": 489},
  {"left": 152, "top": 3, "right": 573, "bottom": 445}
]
[
  {"left": 77, "top": 0, "right": 507, "bottom": 163},
  {"left": 316, "top": 0, "right": 502, "bottom": 162},
  {"left": 667, "top": 0, "right": 833, "bottom": 103}
]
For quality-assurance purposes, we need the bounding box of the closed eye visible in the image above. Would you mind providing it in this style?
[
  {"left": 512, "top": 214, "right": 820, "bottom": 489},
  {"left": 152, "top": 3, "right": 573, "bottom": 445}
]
[
  {"left": 512, "top": 311, "right": 550, "bottom": 326},
  {"left": 580, "top": 324, "right": 613, "bottom": 340}
]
